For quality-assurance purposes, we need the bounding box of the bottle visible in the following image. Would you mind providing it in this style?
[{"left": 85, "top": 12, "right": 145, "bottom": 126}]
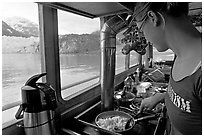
[
  {"left": 135, "top": 68, "right": 140, "bottom": 83},
  {"left": 124, "top": 75, "right": 134, "bottom": 91},
  {"left": 131, "top": 73, "right": 137, "bottom": 94},
  {"left": 123, "top": 85, "right": 129, "bottom": 94},
  {"left": 133, "top": 72, "right": 139, "bottom": 85}
]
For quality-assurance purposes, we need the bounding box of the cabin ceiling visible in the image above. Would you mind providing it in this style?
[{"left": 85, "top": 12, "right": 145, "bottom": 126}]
[
  {"left": 39, "top": 2, "right": 201, "bottom": 18},
  {"left": 38, "top": 2, "right": 132, "bottom": 18}
]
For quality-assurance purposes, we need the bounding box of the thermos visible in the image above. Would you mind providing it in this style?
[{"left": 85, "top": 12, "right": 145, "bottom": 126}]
[{"left": 15, "top": 73, "right": 57, "bottom": 135}]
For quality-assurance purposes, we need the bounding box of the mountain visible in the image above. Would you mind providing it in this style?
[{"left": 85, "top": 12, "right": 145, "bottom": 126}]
[
  {"left": 2, "top": 17, "right": 122, "bottom": 54},
  {"left": 4, "top": 17, "right": 38, "bottom": 37},
  {"left": 2, "top": 21, "right": 27, "bottom": 37},
  {"left": 59, "top": 32, "right": 122, "bottom": 54},
  {"left": 59, "top": 34, "right": 100, "bottom": 54}
]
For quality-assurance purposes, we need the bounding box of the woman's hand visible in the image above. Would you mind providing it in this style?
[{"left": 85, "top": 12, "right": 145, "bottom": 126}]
[{"left": 138, "top": 92, "right": 166, "bottom": 113}]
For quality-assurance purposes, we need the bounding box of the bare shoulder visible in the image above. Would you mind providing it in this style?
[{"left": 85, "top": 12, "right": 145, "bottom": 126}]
[{"left": 172, "top": 55, "right": 201, "bottom": 81}]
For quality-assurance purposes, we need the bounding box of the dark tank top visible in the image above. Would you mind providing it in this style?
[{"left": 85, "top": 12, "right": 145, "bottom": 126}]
[{"left": 165, "top": 62, "right": 202, "bottom": 135}]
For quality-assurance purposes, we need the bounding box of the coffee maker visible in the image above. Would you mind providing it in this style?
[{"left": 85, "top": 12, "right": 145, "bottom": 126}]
[{"left": 15, "top": 73, "right": 57, "bottom": 135}]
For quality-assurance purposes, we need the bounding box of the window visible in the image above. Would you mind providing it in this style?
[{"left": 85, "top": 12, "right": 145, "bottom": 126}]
[
  {"left": 115, "top": 46, "right": 125, "bottom": 74},
  {"left": 115, "top": 34, "right": 125, "bottom": 74},
  {"left": 153, "top": 48, "right": 174, "bottom": 62},
  {"left": 57, "top": 10, "right": 101, "bottom": 99},
  {"left": 130, "top": 51, "right": 140, "bottom": 67},
  {"left": 2, "top": 2, "right": 40, "bottom": 124}
]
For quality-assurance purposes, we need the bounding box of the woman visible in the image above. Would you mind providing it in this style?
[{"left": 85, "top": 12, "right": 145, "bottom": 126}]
[{"left": 133, "top": 2, "right": 202, "bottom": 135}]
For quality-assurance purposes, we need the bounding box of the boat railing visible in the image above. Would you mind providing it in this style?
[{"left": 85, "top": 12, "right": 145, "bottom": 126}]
[
  {"left": 61, "top": 75, "right": 100, "bottom": 91},
  {"left": 2, "top": 101, "right": 22, "bottom": 112}
]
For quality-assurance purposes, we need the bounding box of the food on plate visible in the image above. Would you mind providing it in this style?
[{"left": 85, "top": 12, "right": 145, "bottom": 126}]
[
  {"left": 96, "top": 115, "right": 130, "bottom": 132},
  {"left": 136, "top": 82, "right": 152, "bottom": 97}
]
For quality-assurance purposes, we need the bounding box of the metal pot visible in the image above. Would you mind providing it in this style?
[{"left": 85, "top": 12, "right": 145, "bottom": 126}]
[{"left": 114, "top": 91, "right": 135, "bottom": 107}]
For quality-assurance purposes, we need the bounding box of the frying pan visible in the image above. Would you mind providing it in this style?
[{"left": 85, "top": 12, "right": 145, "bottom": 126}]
[
  {"left": 95, "top": 110, "right": 134, "bottom": 133},
  {"left": 95, "top": 110, "right": 158, "bottom": 133}
]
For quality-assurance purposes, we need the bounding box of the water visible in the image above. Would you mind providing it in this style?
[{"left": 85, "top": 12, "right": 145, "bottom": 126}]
[
  {"left": 2, "top": 53, "right": 101, "bottom": 106},
  {"left": 2, "top": 49, "right": 173, "bottom": 107},
  {"left": 60, "top": 54, "right": 101, "bottom": 87},
  {"left": 2, "top": 54, "right": 41, "bottom": 106}
]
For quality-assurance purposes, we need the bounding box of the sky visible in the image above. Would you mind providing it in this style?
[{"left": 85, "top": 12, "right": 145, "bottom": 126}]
[{"left": 1, "top": 2, "right": 100, "bottom": 35}]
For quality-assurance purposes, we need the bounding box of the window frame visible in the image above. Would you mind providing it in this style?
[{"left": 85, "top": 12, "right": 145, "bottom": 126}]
[{"left": 38, "top": 4, "right": 104, "bottom": 115}]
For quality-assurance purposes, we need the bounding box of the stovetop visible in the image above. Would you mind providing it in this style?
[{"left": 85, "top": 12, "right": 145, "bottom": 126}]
[{"left": 61, "top": 102, "right": 160, "bottom": 135}]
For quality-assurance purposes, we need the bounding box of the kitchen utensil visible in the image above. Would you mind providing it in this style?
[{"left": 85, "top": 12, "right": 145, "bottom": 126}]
[
  {"left": 75, "top": 118, "right": 120, "bottom": 135},
  {"left": 95, "top": 110, "right": 134, "bottom": 133},
  {"left": 15, "top": 73, "right": 57, "bottom": 135},
  {"left": 125, "top": 114, "right": 159, "bottom": 129}
]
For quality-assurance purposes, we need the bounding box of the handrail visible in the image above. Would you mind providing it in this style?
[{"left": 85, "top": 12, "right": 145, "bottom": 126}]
[
  {"left": 61, "top": 75, "right": 100, "bottom": 91},
  {"left": 61, "top": 65, "right": 127, "bottom": 91},
  {"left": 2, "top": 101, "right": 22, "bottom": 111}
]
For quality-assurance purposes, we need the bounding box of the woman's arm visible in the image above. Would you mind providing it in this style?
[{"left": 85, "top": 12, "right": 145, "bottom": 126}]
[{"left": 139, "top": 92, "right": 166, "bottom": 113}]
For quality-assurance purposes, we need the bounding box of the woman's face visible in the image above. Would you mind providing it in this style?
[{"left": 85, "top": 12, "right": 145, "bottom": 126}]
[{"left": 137, "top": 12, "right": 169, "bottom": 52}]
